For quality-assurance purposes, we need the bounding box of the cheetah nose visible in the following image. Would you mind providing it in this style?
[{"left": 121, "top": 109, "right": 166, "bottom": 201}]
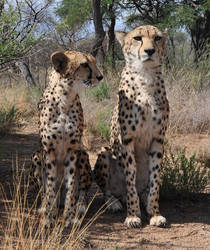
[
  {"left": 97, "top": 75, "right": 103, "bottom": 81},
  {"left": 144, "top": 48, "right": 155, "bottom": 56}
]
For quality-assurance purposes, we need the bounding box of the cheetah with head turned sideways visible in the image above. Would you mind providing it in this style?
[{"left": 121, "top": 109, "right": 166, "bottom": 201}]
[
  {"left": 94, "top": 25, "right": 169, "bottom": 228},
  {"left": 32, "top": 50, "right": 103, "bottom": 227}
]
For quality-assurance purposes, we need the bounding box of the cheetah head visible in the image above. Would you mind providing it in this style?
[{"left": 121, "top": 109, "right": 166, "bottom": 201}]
[
  {"left": 51, "top": 51, "right": 103, "bottom": 87},
  {"left": 116, "top": 25, "right": 167, "bottom": 69}
]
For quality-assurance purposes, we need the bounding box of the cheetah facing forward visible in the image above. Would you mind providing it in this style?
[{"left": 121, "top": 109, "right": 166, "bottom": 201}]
[
  {"left": 32, "top": 51, "right": 103, "bottom": 227},
  {"left": 94, "top": 25, "right": 169, "bottom": 228}
]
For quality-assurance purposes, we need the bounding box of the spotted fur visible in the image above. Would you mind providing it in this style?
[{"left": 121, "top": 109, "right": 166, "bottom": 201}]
[
  {"left": 32, "top": 51, "right": 103, "bottom": 227},
  {"left": 94, "top": 25, "right": 169, "bottom": 228}
]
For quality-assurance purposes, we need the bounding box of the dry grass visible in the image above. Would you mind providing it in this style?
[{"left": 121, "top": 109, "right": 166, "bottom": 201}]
[
  {"left": 0, "top": 83, "right": 41, "bottom": 117},
  {"left": 0, "top": 160, "right": 106, "bottom": 250},
  {"left": 0, "top": 82, "right": 41, "bottom": 134},
  {"left": 0, "top": 57, "right": 209, "bottom": 138},
  {"left": 81, "top": 62, "right": 210, "bottom": 144},
  {"left": 80, "top": 71, "right": 119, "bottom": 147},
  {"left": 165, "top": 66, "right": 210, "bottom": 134}
]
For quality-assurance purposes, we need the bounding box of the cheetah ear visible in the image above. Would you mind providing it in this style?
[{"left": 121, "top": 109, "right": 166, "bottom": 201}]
[
  {"left": 161, "top": 28, "right": 168, "bottom": 46},
  {"left": 51, "top": 51, "right": 68, "bottom": 74},
  {"left": 162, "top": 28, "right": 168, "bottom": 36},
  {"left": 115, "top": 31, "right": 127, "bottom": 47}
]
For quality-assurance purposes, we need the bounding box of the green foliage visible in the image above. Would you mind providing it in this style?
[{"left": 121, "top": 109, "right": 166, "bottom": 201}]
[
  {"left": 125, "top": 0, "right": 173, "bottom": 29},
  {"left": 0, "top": 105, "right": 20, "bottom": 134},
  {"left": 88, "top": 81, "right": 109, "bottom": 102},
  {"left": 125, "top": 1, "right": 209, "bottom": 30},
  {"left": 56, "top": 0, "right": 92, "bottom": 30},
  {"left": 56, "top": 0, "right": 121, "bottom": 28},
  {"left": 165, "top": 4, "right": 199, "bottom": 29},
  {"left": 161, "top": 149, "right": 210, "bottom": 199},
  {"left": 96, "top": 106, "right": 112, "bottom": 141},
  {"left": 124, "top": 0, "right": 210, "bottom": 62},
  {"left": 0, "top": 2, "right": 38, "bottom": 65},
  {"left": 97, "top": 118, "right": 110, "bottom": 141}
]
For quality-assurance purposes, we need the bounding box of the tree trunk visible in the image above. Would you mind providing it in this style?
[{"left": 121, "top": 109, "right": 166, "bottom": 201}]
[
  {"left": 91, "top": 0, "right": 106, "bottom": 65},
  {"left": 15, "top": 61, "right": 36, "bottom": 87},
  {"left": 107, "top": 2, "right": 116, "bottom": 69},
  {"left": 203, "top": 10, "right": 210, "bottom": 55},
  {"left": 190, "top": 10, "right": 210, "bottom": 62}
]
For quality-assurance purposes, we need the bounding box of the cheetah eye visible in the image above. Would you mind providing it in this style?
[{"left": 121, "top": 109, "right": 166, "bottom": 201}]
[
  {"left": 133, "top": 36, "right": 142, "bottom": 42},
  {"left": 81, "top": 62, "right": 89, "bottom": 68},
  {"left": 155, "top": 36, "right": 162, "bottom": 42}
]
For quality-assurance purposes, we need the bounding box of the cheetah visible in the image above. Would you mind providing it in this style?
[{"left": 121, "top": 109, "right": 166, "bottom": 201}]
[
  {"left": 94, "top": 25, "right": 169, "bottom": 228},
  {"left": 32, "top": 50, "right": 103, "bottom": 227}
]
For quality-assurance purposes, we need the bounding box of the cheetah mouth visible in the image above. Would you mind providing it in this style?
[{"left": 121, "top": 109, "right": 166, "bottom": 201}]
[
  {"left": 83, "top": 80, "right": 92, "bottom": 87},
  {"left": 142, "top": 57, "right": 153, "bottom": 62}
]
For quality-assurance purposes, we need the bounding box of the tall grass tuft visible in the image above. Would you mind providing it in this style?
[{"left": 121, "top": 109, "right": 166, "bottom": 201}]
[{"left": 0, "top": 159, "right": 106, "bottom": 249}]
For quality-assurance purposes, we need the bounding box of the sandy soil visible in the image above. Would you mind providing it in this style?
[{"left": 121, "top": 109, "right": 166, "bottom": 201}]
[{"left": 0, "top": 124, "right": 209, "bottom": 249}]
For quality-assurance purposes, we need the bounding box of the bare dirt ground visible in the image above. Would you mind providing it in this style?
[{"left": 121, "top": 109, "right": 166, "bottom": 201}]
[{"left": 0, "top": 123, "right": 209, "bottom": 250}]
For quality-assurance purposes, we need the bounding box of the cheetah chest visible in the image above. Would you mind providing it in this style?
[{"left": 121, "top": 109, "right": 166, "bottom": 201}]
[
  {"left": 130, "top": 95, "right": 164, "bottom": 148},
  {"left": 123, "top": 84, "right": 167, "bottom": 193},
  {"left": 40, "top": 100, "right": 83, "bottom": 157}
]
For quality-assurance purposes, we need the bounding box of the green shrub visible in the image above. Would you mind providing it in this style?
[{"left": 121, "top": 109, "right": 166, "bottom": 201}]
[
  {"left": 88, "top": 81, "right": 109, "bottom": 102},
  {"left": 160, "top": 149, "right": 210, "bottom": 199},
  {"left": 0, "top": 105, "right": 20, "bottom": 134},
  {"left": 96, "top": 106, "right": 112, "bottom": 141},
  {"left": 97, "top": 115, "right": 110, "bottom": 141}
]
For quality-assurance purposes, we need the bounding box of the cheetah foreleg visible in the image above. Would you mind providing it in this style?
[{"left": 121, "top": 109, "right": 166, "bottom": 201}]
[
  {"left": 147, "top": 140, "right": 166, "bottom": 227},
  {"left": 77, "top": 150, "right": 92, "bottom": 216},
  {"left": 42, "top": 150, "right": 57, "bottom": 227},
  {"left": 122, "top": 142, "right": 141, "bottom": 228},
  {"left": 63, "top": 151, "right": 79, "bottom": 228}
]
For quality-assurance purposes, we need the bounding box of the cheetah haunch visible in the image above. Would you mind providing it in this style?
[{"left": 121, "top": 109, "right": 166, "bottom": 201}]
[
  {"left": 94, "top": 25, "right": 169, "bottom": 228},
  {"left": 32, "top": 51, "right": 103, "bottom": 227}
]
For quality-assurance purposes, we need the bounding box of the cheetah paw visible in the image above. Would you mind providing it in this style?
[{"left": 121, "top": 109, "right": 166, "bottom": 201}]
[
  {"left": 107, "top": 198, "right": 123, "bottom": 212},
  {"left": 150, "top": 215, "right": 167, "bottom": 227},
  {"left": 124, "top": 216, "right": 142, "bottom": 228}
]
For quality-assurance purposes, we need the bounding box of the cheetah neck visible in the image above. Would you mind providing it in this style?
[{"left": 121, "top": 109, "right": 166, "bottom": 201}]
[
  {"left": 125, "top": 61, "right": 161, "bottom": 75},
  {"left": 121, "top": 64, "right": 164, "bottom": 90},
  {"left": 48, "top": 71, "right": 81, "bottom": 111}
]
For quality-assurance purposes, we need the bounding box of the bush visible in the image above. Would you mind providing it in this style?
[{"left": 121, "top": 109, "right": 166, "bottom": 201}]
[
  {"left": 96, "top": 111, "right": 111, "bottom": 141},
  {"left": 87, "top": 81, "right": 109, "bottom": 102},
  {"left": 97, "top": 117, "right": 110, "bottom": 141},
  {"left": 160, "top": 149, "right": 210, "bottom": 199},
  {"left": 0, "top": 105, "right": 20, "bottom": 135}
]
